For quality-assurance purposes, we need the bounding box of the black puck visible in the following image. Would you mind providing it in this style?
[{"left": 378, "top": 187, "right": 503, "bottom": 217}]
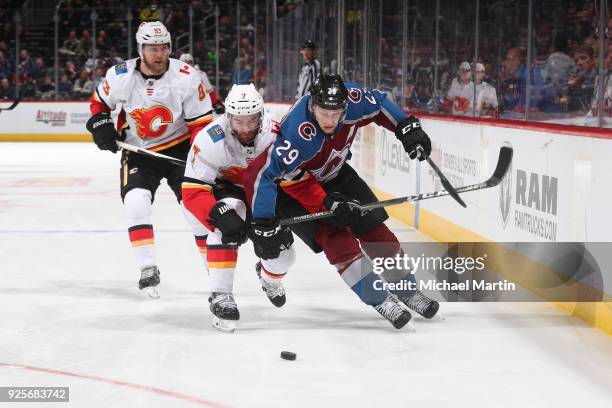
[{"left": 280, "top": 351, "right": 296, "bottom": 361}]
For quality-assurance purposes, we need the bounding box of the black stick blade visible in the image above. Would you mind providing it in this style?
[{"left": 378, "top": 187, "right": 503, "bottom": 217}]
[{"left": 488, "top": 146, "right": 513, "bottom": 187}]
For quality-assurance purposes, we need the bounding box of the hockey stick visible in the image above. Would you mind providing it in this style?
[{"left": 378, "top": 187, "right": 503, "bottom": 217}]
[
  {"left": 280, "top": 146, "right": 513, "bottom": 226},
  {"left": 0, "top": 97, "right": 21, "bottom": 113},
  {"left": 414, "top": 145, "right": 467, "bottom": 208},
  {"left": 116, "top": 141, "right": 186, "bottom": 167}
]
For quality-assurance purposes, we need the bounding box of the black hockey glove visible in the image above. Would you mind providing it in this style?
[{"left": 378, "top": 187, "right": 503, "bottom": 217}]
[
  {"left": 248, "top": 217, "right": 294, "bottom": 260},
  {"left": 207, "top": 201, "right": 248, "bottom": 245},
  {"left": 323, "top": 192, "right": 362, "bottom": 228},
  {"left": 86, "top": 112, "right": 121, "bottom": 153},
  {"left": 212, "top": 101, "right": 225, "bottom": 114},
  {"left": 395, "top": 116, "right": 431, "bottom": 160}
]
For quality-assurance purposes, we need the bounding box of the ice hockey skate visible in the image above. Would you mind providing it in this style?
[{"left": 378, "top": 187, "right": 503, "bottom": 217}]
[
  {"left": 138, "top": 265, "right": 160, "bottom": 299},
  {"left": 255, "top": 262, "right": 286, "bottom": 307},
  {"left": 398, "top": 290, "right": 440, "bottom": 319},
  {"left": 373, "top": 293, "right": 412, "bottom": 330},
  {"left": 209, "top": 292, "right": 240, "bottom": 333}
]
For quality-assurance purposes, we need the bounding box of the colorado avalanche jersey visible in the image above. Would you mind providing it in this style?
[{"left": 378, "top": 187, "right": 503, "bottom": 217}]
[
  {"left": 245, "top": 82, "right": 406, "bottom": 219},
  {"left": 90, "top": 58, "right": 212, "bottom": 151},
  {"left": 182, "top": 112, "right": 280, "bottom": 230}
]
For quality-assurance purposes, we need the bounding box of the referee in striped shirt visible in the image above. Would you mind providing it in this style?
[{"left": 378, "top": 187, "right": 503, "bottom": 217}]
[{"left": 296, "top": 40, "right": 321, "bottom": 99}]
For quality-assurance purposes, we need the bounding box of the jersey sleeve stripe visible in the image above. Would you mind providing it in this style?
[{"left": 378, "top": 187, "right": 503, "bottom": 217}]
[
  {"left": 181, "top": 182, "right": 212, "bottom": 191},
  {"left": 186, "top": 115, "right": 213, "bottom": 129},
  {"left": 94, "top": 88, "right": 111, "bottom": 109},
  {"left": 184, "top": 110, "right": 213, "bottom": 122},
  {"left": 183, "top": 176, "right": 214, "bottom": 186},
  {"left": 147, "top": 131, "right": 190, "bottom": 151},
  {"left": 279, "top": 171, "right": 311, "bottom": 186}
]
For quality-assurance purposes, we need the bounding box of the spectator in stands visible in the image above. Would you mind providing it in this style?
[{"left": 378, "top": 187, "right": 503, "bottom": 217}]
[
  {"left": 392, "top": 76, "right": 414, "bottom": 107},
  {"left": 20, "top": 77, "right": 37, "bottom": 98},
  {"left": 139, "top": 0, "right": 161, "bottom": 23},
  {"left": 38, "top": 76, "right": 55, "bottom": 100},
  {"left": 84, "top": 49, "right": 103, "bottom": 73},
  {"left": 568, "top": 45, "right": 597, "bottom": 112},
  {"left": 230, "top": 57, "right": 254, "bottom": 85},
  {"left": 91, "top": 67, "right": 105, "bottom": 90},
  {"left": 57, "top": 74, "right": 73, "bottom": 99},
  {"left": 545, "top": 36, "right": 575, "bottom": 98},
  {"left": 446, "top": 61, "right": 474, "bottom": 116},
  {"left": 239, "top": 14, "right": 255, "bottom": 40},
  {"left": 499, "top": 46, "right": 556, "bottom": 113},
  {"left": 0, "top": 77, "right": 11, "bottom": 100},
  {"left": 18, "top": 49, "right": 35, "bottom": 82},
  {"left": 78, "top": 30, "right": 92, "bottom": 60},
  {"left": 31, "top": 58, "right": 51, "bottom": 85},
  {"left": 96, "top": 30, "right": 109, "bottom": 54},
  {"left": 106, "top": 47, "right": 123, "bottom": 67},
  {"left": 117, "top": 27, "right": 129, "bottom": 55},
  {"left": 438, "top": 70, "right": 452, "bottom": 98},
  {"left": 499, "top": 47, "right": 523, "bottom": 111},
  {"left": 73, "top": 70, "right": 93, "bottom": 99},
  {"left": 64, "top": 60, "right": 78, "bottom": 82},
  {"left": 60, "top": 31, "right": 79, "bottom": 57},
  {"left": 474, "top": 62, "right": 499, "bottom": 117},
  {"left": 408, "top": 74, "right": 434, "bottom": 111},
  {"left": 590, "top": 47, "right": 612, "bottom": 118},
  {"left": 0, "top": 50, "right": 10, "bottom": 79}
]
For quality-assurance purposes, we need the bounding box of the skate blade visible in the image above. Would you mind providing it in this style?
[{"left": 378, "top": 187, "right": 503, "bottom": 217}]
[
  {"left": 212, "top": 316, "right": 236, "bottom": 333},
  {"left": 405, "top": 321, "right": 417, "bottom": 332},
  {"left": 142, "top": 286, "right": 160, "bottom": 299}
]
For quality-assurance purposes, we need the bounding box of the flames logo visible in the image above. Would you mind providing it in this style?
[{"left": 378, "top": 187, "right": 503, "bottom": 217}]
[
  {"left": 453, "top": 96, "right": 470, "bottom": 113},
  {"left": 129, "top": 105, "right": 174, "bottom": 138}
]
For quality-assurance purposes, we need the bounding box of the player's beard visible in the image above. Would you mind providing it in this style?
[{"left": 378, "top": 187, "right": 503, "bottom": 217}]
[
  {"left": 142, "top": 54, "right": 168, "bottom": 76},
  {"left": 233, "top": 129, "right": 257, "bottom": 145}
]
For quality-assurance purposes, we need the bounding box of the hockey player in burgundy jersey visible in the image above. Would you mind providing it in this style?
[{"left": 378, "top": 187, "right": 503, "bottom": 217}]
[
  {"left": 182, "top": 84, "right": 295, "bottom": 332},
  {"left": 86, "top": 22, "right": 213, "bottom": 298},
  {"left": 245, "top": 74, "right": 440, "bottom": 329}
]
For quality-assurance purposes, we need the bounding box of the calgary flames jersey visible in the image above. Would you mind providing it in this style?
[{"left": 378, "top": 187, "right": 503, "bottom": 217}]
[
  {"left": 447, "top": 78, "right": 475, "bottom": 116},
  {"left": 182, "top": 112, "right": 279, "bottom": 230},
  {"left": 185, "top": 112, "right": 278, "bottom": 187},
  {"left": 90, "top": 58, "right": 212, "bottom": 151}
]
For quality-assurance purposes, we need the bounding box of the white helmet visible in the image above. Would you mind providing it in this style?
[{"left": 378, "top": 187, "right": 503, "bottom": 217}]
[
  {"left": 136, "top": 21, "right": 172, "bottom": 59},
  {"left": 225, "top": 84, "right": 264, "bottom": 116},
  {"left": 179, "top": 53, "right": 195, "bottom": 65}
]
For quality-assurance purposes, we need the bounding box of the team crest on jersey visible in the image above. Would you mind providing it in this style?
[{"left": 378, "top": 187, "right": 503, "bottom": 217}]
[
  {"left": 348, "top": 88, "right": 362, "bottom": 103},
  {"left": 298, "top": 121, "right": 316, "bottom": 141},
  {"left": 115, "top": 63, "right": 128, "bottom": 75},
  {"left": 129, "top": 105, "right": 174, "bottom": 138},
  {"left": 310, "top": 145, "right": 351, "bottom": 183},
  {"left": 207, "top": 124, "right": 225, "bottom": 143}
]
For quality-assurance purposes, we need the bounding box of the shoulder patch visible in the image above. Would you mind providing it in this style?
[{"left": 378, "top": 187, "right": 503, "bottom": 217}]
[
  {"left": 207, "top": 124, "right": 225, "bottom": 143},
  {"left": 115, "top": 63, "right": 128, "bottom": 75}
]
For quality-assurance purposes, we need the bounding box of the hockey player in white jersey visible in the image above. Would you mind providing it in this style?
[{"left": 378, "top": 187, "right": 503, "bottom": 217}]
[
  {"left": 179, "top": 53, "right": 225, "bottom": 116},
  {"left": 182, "top": 84, "right": 295, "bottom": 332},
  {"left": 86, "top": 21, "right": 213, "bottom": 298}
]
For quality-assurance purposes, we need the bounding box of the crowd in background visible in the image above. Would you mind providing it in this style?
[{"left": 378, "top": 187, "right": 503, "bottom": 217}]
[
  {"left": 0, "top": 0, "right": 263, "bottom": 101},
  {"left": 0, "top": 0, "right": 610, "bottom": 122},
  {"left": 375, "top": 0, "right": 611, "bottom": 119}
]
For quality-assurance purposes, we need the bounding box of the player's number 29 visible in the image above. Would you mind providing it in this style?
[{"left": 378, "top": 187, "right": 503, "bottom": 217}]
[{"left": 275, "top": 140, "right": 299, "bottom": 165}]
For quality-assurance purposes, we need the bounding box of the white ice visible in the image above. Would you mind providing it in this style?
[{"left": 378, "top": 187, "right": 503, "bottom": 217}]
[{"left": 0, "top": 143, "right": 611, "bottom": 408}]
